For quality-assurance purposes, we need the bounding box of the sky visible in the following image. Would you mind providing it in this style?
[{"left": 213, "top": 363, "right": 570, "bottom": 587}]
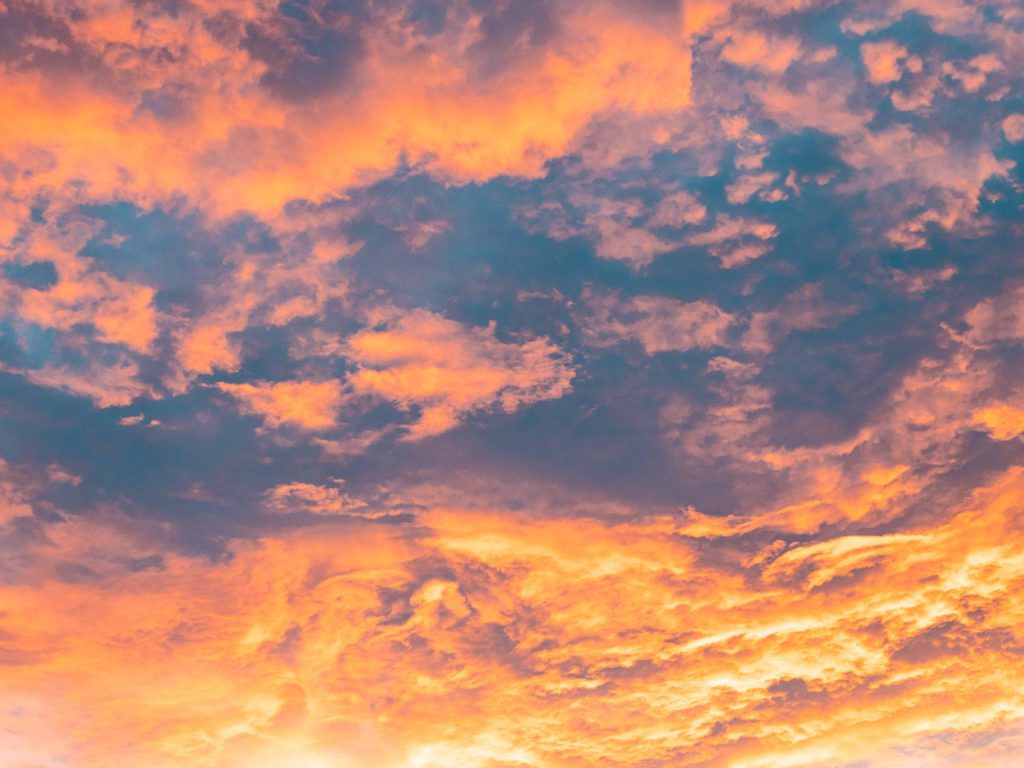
[{"left": 1, "top": 0, "right": 1024, "bottom": 766}]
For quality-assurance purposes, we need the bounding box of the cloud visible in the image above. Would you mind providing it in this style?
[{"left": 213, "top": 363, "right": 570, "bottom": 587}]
[
  {"left": 741, "top": 285, "right": 852, "bottom": 354},
  {"left": 591, "top": 217, "right": 679, "bottom": 267},
  {"left": 2, "top": 468, "right": 1023, "bottom": 767},
  {"left": 519, "top": 185, "right": 700, "bottom": 269},
  {"left": 579, "top": 290, "right": 735, "bottom": 354},
  {"left": 686, "top": 215, "right": 778, "bottom": 267},
  {"left": 860, "top": 40, "right": 916, "bottom": 85},
  {"left": 3, "top": 212, "right": 160, "bottom": 353},
  {"left": 18, "top": 275, "right": 159, "bottom": 354},
  {"left": 965, "top": 284, "right": 1024, "bottom": 344},
  {"left": 11, "top": 357, "right": 152, "bottom": 408},
  {"left": 0, "top": 461, "right": 34, "bottom": 527},
  {"left": 0, "top": 1, "right": 693, "bottom": 218},
  {"left": 1004, "top": 114, "right": 1024, "bottom": 143},
  {"left": 720, "top": 29, "right": 803, "bottom": 75},
  {"left": 346, "top": 308, "right": 575, "bottom": 439},
  {"left": 524, "top": 185, "right": 777, "bottom": 269},
  {"left": 216, "top": 380, "right": 344, "bottom": 431},
  {"left": 972, "top": 403, "right": 1024, "bottom": 441},
  {"left": 263, "top": 481, "right": 385, "bottom": 518}
]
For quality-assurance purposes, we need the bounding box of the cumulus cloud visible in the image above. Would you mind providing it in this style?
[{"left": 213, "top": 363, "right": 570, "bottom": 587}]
[
  {"left": 861, "top": 40, "right": 916, "bottom": 85},
  {"left": 216, "top": 380, "right": 345, "bottom": 431},
  {"left": 346, "top": 308, "right": 575, "bottom": 439},
  {"left": 579, "top": 290, "right": 735, "bottom": 354}
]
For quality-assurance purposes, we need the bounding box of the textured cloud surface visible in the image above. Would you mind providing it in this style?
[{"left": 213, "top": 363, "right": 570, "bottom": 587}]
[{"left": 2, "top": 0, "right": 1024, "bottom": 766}]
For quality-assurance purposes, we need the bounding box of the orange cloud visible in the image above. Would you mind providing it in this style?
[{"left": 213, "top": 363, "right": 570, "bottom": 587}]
[
  {"left": 346, "top": 308, "right": 575, "bottom": 439},
  {"left": 0, "top": 3, "right": 691, "bottom": 220},
  {"left": 177, "top": 319, "right": 249, "bottom": 380},
  {"left": 2, "top": 5, "right": 1023, "bottom": 767},
  {"left": 1, "top": 467, "right": 1022, "bottom": 767},
  {"left": 216, "top": 380, "right": 344, "bottom": 431},
  {"left": 6, "top": 217, "right": 160, "bottom": 354},
  {"left": 973, "top": 403, "right": 1024, "bottom": 441},
  {"left": 212, "top": 304, "right": 575, "bottom": 440},
  {"left": 170, "top": 246, "right": 349, "bottom": 389},
  {"left": 664, "top": 311, "right": 1023, "bottom": 538}
]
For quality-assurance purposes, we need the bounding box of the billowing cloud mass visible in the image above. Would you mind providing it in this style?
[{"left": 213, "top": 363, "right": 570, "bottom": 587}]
[{"left": 1, "top": 0, "right": 1024, "bottom": 766}]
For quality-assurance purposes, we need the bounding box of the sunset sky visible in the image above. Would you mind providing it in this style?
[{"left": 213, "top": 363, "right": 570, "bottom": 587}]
[{"left": 1, "top": 0, "right": 1024, "bottom": 766}]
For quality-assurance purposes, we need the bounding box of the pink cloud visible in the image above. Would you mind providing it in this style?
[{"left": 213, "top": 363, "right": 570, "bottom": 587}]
[
  {"left": 580, "top": 291, "right": 735, "bottom": 354},
  {"left": 11, "top": 358, "right": 152, "bottom": 408},
  {"left": 1003, "top": 114, "right": 1024, "bottom": 142},
  {"left": 861, "top": 40, "right": 915, "bottom": 84}
]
